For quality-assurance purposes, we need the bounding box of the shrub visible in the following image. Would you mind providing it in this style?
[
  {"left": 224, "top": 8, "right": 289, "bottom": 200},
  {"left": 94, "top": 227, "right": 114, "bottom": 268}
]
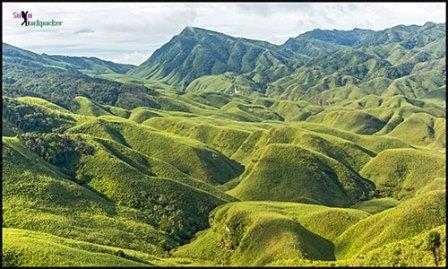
[
  {"left": 425, "top": 231, "right": 442, "bottom": 266},
  {"left": 2, "top": 97, "right": 74, "bottom": 133},
  {"left": 18, "top": 133, "right": 95, "bottom": 177}
]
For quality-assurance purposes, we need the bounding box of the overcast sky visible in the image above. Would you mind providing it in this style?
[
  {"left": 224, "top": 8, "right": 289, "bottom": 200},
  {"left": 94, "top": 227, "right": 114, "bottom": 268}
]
[{"left": 2, "top": 2, "right": 446, "bottom": 65}]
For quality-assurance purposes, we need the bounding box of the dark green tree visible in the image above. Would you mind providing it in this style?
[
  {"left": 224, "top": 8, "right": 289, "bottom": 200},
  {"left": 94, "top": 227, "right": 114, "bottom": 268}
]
[{"left": 425, "top": 231, "right": 441, "bottom": 266}]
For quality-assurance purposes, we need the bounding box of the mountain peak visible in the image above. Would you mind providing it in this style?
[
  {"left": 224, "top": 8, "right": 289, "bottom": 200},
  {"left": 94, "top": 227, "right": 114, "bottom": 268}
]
[
  {"left": 179, "top": 26, "right": 225, "bottom": 37},
  {"left": 423, "top": 21, "right": 436, "bottom": 27},
  {"left": 181, "top": 26, "right": 195, "bottom": 33}
]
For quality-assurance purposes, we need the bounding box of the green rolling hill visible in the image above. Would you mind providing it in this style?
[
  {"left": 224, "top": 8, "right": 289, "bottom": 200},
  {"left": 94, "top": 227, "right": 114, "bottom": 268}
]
[{"left": 2, "top": 21, "right": 446, "bottom": 267}]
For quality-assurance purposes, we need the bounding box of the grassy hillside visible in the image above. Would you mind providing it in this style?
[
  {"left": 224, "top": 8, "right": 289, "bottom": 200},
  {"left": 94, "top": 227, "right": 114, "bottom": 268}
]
[
  {"left": 175, "top": 201, "right": 369, "bottom": 265},
  {"left": 2, "top": 137, "right": 175, "bottom": 254},
  {"left": 344, "top": 225, "right": 446, "bottom": 267},
  {"left": 128, "top": 27, "right": 293, "bottom": 90},
  {"left": 270, "top": 224, "right": 446, "bottom": 267},
  {"left": 68, "top": 118, "right": 243, "bottom": 185},
  {"left": 360, "top": 148, "right": 446, "bottom": 199},
  {"left": 306, "top": 110, "right": 385, "bottom": 135},
  {"left": 3, "top": 228, "right": 149, "bottom": 267},
  {"left": 3, "top": 43, "right": 134, "bottom": 75},
  {"left": 2, "top": 22, "right": 446, "bottom": 267},
  {"left": 351, "top": 197, "right": 399, "bottom": 214},
  {"left": 229, "top": 143, "right": 374, "bottom": 207},
  {"left": 335, "top": 190, "right": 446, "bottom": 259}
]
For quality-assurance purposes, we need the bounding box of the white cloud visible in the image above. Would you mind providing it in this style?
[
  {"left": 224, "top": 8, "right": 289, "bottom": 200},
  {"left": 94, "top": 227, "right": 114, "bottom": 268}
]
[
  {"left": 73, "top": 27, "right": 95, "bottom": 35},
  {"left": 109, "top": 51, "right": 149, "bottom": 66},
  {"left": 2, "top": 2, "right": 446, "bottom": 65}
]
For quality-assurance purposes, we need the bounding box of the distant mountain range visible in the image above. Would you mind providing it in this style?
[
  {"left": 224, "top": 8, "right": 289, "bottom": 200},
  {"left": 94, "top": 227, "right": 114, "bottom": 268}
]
[
  {"left": 4, "top": 22, "right": 445, "bottom": 102},
  {"left": 127, "top": 22, "right": 445, "bottom": 98}
]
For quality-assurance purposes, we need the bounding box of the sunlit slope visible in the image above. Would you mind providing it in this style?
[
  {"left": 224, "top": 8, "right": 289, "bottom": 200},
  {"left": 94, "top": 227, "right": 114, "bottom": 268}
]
[
  {"left": 350, "top": 197, "right": 399, "bottom": 214},
  {"left": 142, "top": 116, "right": 258, "bottom": 157},
  {"left": 231, "top": 123, "right": 409, "bottom": 170},
  {"left": 1, "top": 21, "right": 446, "bottom": 267},
  {"left": 175, "top": 201, "right": 369, "bottom": 266},
  {"left": 72, "top": 96, "right": 113, "bottom": 117},
  {"left": 185, "top": 73, "right": 261, "bottom": 96},
  {"left": 229, "top": 143, "right": 374, "bottom": 207},
  {"left": 3, "top": 228, "right": 217, "bottom": 267},
  {"left": 2, "top": 228, "right": 148, "bottom": 267},
  {"left": 2, "top": 137, "right": 175, "bottom": 254},
  {"left": 3, "top": 130, "right": 239, "bottom": 251},
  {"left": 270, "top": 225, "right": 446, "bottom": 267},
  {"left": 360, "top": 148, "right": 446, "bottom": 199},
  {"left": 306, "top": 110, "right": 385, "bottom": 135},
  {"left": 66, "top": 136, "right": 231, "bottom": 241},
  {"left": 175, "top": 191, "right": 446, "bottom": 266},
  {"left": 334, "top": 190, "right": 446, "bottom": 260},
  {"left": 342, "top": 225, "right": 446, "bottom": 267},
  {"left": 2, "top": 94, "right": 446, "bottom": 267},
  {"left": 68, "top": 118, "right": 243, "bottom": 185},
  {"left": 91, "top": 137, "right": 235, "bottom": 202},
  {"left": 128, "top": 27, "right": 294, "bottom": 90}
]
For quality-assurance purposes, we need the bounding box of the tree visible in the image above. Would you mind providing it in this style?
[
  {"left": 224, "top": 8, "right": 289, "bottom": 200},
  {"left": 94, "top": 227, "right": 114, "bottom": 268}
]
[
  {"left": 19, "top": 133, "right": 95, "bottom": 178},
  {"left": 115, "top": 250, "right": 126, "bottom": 258},
  {"left": 425, "top": 231, "right": 441, "bottom": 266}
]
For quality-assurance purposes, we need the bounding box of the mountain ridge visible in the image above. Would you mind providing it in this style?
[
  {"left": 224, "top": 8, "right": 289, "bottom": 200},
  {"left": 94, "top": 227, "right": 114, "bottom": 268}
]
[{"left": 127, "top": 22, "right": 445, "bottom": 97}]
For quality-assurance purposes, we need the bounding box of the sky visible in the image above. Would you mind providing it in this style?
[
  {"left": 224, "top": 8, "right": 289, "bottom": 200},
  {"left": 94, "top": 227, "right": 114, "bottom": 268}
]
[{"left": 2, "top": 2, "right": 446, "bottom": 65}]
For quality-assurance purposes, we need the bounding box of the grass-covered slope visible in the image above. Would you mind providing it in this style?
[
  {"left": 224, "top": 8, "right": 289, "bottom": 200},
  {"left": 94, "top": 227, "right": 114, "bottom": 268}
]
[
  {"left": 2, "top": 137, "right": 175, "bottom": 254},
  {"left": 92, "top": 137, "right": 235, "bottom": 203},
  {"left": 3, "top": 130, "right": 236, "bottom": 250},
  {"left": 2, "top": 22, "right": 446, "bottom": 267},
  {"left": 335, "top": 190, "right": 446, "bottom": 259},
  {"left": 350, "top": 197, "right": 399, "bottom": 214},
  {"left": 306, "top": 110, "right": 385, "bottom": 135},
  {"left": 2, "top": 44, "right": 159, "bottom": 110},
  {"left": 78, "top": 146, "right": 228, "bottom": 241},
  {"left": 388, "top": 113, "right": 446, "bottom": 147},
  {"left": 185, "top": 73, "right": 261, "bottom": 96},
  {"left": 128, "top": 27, "right": 293, "bottom": 90},
  {"left": 175, "top": 192, "right": 445, "bottom": 267},
  {"left": 143, "top": 116, "right": 252, "bottom": 157},
  {"left": 229, "top": 143, "right": 374, "bottom": 207},
  {"left": 2, "top": 228, "right": 148, "bottom": 267},
  {"left": 271, "top": 225, "right": 446, "bottom": 267},
  {"left": 175, "top": 201, "right": 369, "bottom": 266},
  {"left": 68, "top": 118, "right": 243, "bottom": 185},
  {"left": 71, "top": 96, "right": 113, "bottom": 117},
  {"left": 3, "top": 91, "right": 444, "bottom": 267},
  {"left": 343, "top": 224, "right": 446, "bottom": 267},
  {"left": 360, "top": 148, "right": 446, "bottom": 199}
]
